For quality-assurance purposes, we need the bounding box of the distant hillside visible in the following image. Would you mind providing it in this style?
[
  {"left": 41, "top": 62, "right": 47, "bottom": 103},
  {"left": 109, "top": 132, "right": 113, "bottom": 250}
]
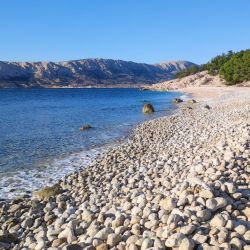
[{"left": 0, "top": 59, "right": 196, "bottom": 88}]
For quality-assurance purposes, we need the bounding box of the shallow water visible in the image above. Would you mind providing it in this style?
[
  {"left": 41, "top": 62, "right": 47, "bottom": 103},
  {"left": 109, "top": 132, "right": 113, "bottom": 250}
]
[{"left": 0, "top": 88, "right": 183, "bottom": 199}]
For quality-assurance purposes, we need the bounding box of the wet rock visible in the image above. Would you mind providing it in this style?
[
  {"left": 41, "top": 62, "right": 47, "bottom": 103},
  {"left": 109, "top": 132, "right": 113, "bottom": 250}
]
[
  {"left": 143, "top": 103, "right": 155, "bottom": 114},
  {"left": 79, "top": 124, "right": 92, "bottom": 131},
  {"left": 33, "top": 184, "right": 62, "bottom": 200},
  {"left": 173, "top": 98, "right": 183, "bottom": 103}
]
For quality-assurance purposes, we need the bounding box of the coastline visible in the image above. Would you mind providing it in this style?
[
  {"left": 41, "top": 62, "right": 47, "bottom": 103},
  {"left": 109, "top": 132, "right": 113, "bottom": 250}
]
[
  {"left": 0, "top": 87, "right": 250, "bottom": 249},
  {"left": 0, "top": 88, "right": 181, "bottom": 200}
]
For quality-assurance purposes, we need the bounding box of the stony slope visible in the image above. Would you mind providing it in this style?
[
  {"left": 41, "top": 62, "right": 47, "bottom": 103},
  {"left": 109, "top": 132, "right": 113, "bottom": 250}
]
[
  {"left": 147, "top": 71, "right": 225, "bottom": 90},
  {"left": 1, "top": 88, "right": 249, "bottom": 249},
  {"left": 148, "top": 70, "right": 250, "bottom": 91},
  {"left": 0, "top": 59, "right": 196, "bottom": 88}
]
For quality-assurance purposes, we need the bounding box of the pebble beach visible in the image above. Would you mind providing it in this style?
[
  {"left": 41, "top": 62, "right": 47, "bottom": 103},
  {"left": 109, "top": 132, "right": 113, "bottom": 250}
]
[{"left": 0, "top": 87, "right": 250, "bottom": 250}]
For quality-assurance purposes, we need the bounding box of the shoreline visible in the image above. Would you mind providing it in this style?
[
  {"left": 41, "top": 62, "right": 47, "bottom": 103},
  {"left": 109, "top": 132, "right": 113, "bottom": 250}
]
[
  {"left": 0, "top": 87, "right": 250, "bottom": 249},
  {"left": 0, "top": 89, "right": 182, "bottom": 200}
]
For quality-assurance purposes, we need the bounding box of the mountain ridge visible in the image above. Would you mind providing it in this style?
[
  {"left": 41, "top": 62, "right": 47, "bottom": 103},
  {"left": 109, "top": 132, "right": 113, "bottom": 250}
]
[{"left": 0, "top": 58, "right": 196, "bottom": 88}]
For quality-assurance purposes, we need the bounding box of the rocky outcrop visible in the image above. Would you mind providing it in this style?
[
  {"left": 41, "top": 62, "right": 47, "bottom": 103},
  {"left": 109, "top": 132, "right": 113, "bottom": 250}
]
[{"left": 0, "top": 59, "right": 196, "bottom": 88}]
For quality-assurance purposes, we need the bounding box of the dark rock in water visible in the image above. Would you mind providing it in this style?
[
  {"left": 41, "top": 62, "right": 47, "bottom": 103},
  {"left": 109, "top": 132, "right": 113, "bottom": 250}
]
[
  {"left": 173, "top": 98, "right": 183, "bottom": 103},
  {"left": 204, "top": 104, "right": 211, "bottom": 110},
  {"left": 187, "top": 99, "right": 197, "bottom": 104},
  {"left": 143, "top": 103, "right": 155, "bottom": 114},
  {"left": 79, "top": 124, "right": 92, "bottom": 131}
]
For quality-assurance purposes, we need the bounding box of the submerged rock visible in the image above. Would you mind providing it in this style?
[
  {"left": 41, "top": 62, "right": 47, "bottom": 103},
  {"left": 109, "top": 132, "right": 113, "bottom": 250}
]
[{"left": 79, "top": 124, "right": 92, "bottom": 131}]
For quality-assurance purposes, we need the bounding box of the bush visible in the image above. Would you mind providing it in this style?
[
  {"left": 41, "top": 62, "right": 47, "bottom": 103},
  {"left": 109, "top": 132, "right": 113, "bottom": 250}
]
[
  {"left": 176, "top": 65, "right": 201, "bottom": 78},
  {"left": 219, "top": 50, "right": 250, "bottom": 85},
  {"left": 204, "top": 51, "right": 234, "bottom": 75},
  {"left": 175, "top": 49, "right": 250, "bottom": 85}
]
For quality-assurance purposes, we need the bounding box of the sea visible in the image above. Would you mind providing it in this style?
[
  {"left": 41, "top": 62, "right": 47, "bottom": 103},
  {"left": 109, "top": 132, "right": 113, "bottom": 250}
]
[{"left": 0, "top": 88, "right": 183, "bottom": 199}]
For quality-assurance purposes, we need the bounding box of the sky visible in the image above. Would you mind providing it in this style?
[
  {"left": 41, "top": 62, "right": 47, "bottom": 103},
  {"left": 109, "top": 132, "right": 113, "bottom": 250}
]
[{"left": 0, "top": 0, "right": 250, "bottom": 64}]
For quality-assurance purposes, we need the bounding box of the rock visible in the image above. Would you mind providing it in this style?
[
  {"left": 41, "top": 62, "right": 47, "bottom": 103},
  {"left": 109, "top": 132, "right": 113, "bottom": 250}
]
[
  {"left": 230, "top": 237, "right": 243, "bottom": 249},
  {"left": 159, "top": 197, "right": 177, "bottom": 211},
  {"left": 210, "top": 214, "right": 226, "bottom": 227},
  {"left": 143, "top": 103, "right": 155, "bottom": 114},
  {"left": 126, "top": 235, "right": 139, "bottom": 245},
  {"left": 21, "top": 218, "right": 34, "bottom": 228},
  {"left": 58, "top": 227, "right": 76, "bottom": 243},
  {"left": 0, "top": 242, "right": 10, "bottom": 249},
  {"left": 179, "top": 237, "right": 195, "bottom": 250},
  {"left": 8, "top": 204, "right": 23, "bottom": 213},
  {"left": 35, "top": 239, "right": 46, "bottom": 250},
  {"left": 33, "top": 184, "right": 62, "bottom": 200},
  {"left": 52, "top": 238, "right": 67, "bottom": 247},
  {"left": 199, "top": 189, "right": 214, "bottom": 199},
  {"left": 128, "top": 244, "right": 138, "bottom": 250},
  {"left": 79, "top": 124, "right": 92, "bottom": 131},
  {"left": 234, "top": 224, "right": 247, "bottom": 235},
  {"left": 187, "top": 99, "right": 197, "bottom": 104},
  {"left": 225, "top": 182, "right": 236, "bottom": 193},
  {"left": 107, "top": 233, "right": 121, "bottom": 247},
  {"left": 165, "top": 233, "right": 185, "bottom": 247},
  {"left": 0, "top": 233, "right": 19, "bottom": 244},
  {"left": 204, "top": 104, "right": 211, "bottom": 109},
  {"left": 180, "top": 225, "right": 196, "bottom": 235},
  {"left": 243, "top": 230, "right": 250, "bottom": 243},
  {"left": 96, "top": 243, "right": 108, "bottom": 250},
  {"left": 197, "top": 209, "right": 211, "bottom": 221},
  {"left": 81, "top": 209, "right": 94, "bottom": 223},
  {"left": 95, "top": 227, "right": 114, "bottom": 240},
  {"left": 206, "top": 197, "right": 227, "bottom": 211},
  {"left": 64, "top": 244, "right": 83, "bottom": 250},
  {"left": 192, "top": 233, "right": 208, "bottom": 244},
  {"left": 141, "top": 238, "right": 153, "bottom": 250},
  {"left": 173, "top": 98, "right": 183, "bottom": 103}
]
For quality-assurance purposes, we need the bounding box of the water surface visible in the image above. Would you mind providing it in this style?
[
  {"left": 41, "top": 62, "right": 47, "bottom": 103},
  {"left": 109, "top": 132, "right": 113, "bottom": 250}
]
[{"left": 0, "top": 88, "right": 182, "bottom": 198}]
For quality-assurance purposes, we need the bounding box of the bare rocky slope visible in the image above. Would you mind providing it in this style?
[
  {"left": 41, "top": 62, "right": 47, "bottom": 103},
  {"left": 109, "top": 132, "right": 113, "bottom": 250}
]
[
  {"left": 147, "top": 71, "right": 225, "bottom": 91},
  {"left": 147, "top": 70, "right": 250, "bottom": 91},
  {"left": 0, "top": 59, "right": 196, "bottom": 88}
]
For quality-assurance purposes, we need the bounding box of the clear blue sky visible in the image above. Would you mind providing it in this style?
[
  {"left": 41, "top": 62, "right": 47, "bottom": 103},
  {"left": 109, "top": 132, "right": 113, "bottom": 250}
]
[{"left": 1, "top": 0, "right": 249, "bottom": 64}]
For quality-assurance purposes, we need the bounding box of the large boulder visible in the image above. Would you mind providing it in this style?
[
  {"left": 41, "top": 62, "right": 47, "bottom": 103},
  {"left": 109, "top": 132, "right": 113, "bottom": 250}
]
[{"left": 143, "top": 103, "right": 155, "bottom": 114}]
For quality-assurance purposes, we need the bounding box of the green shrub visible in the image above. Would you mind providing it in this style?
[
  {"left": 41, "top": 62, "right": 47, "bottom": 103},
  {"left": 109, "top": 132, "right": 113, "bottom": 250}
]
[
  {"left": 219, "top": 50, "right": 250, "bottom": 85},
  {"left": 176, "top": 65, "right": 201, "bottom": 78},
  {"left": 175, "top": 49, "right": 250, "bottom": 85},
  {"left": 204, "top": 51, "right": 234, "bottom": 75}
]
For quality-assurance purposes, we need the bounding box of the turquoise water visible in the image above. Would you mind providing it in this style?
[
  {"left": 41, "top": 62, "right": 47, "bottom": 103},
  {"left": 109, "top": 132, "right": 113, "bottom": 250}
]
[{"left": 0, "top": 88, "right": 182, "bottom": 198}]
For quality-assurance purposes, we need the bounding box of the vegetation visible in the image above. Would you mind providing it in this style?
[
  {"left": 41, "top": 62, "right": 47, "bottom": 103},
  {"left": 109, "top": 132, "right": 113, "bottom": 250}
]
[
  {"left": 176, "top": 49, "right": 250, "bottom": 85},
  {"left": 176, "top": 65, "right": 201, "bottom": 78},
  {"left": 204, "top": 50, "right": 234, "bottom": 75},
  {"left": 219, "top": 50, "right": 250, "bottom": 85}
]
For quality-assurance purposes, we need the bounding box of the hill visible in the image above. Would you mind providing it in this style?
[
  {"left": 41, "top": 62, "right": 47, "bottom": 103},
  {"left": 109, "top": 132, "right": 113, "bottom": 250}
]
[{"left": 0, "top": 59, "right": 196, "bottom": 88}]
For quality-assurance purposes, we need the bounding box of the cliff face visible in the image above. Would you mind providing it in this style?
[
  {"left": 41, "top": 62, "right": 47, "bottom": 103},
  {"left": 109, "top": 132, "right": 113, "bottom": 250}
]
[{"left": 0, "top": 58, "right": 196, "bottom": 88}]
